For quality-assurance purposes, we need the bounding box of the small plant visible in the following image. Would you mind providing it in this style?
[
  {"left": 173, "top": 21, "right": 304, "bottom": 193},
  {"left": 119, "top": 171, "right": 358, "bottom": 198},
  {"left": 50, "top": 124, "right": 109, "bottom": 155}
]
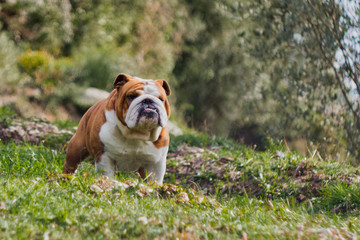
[
  {"left": 0, "top": 105, "right": 16, "bottom": 127},
  {"left": 0, "top": 33, "right": 21, "bottom": 88},
  {"left": 314, "top": 182, "right": 360, "bottom": 213},
  {"left": 17, "top": 50, "right": 68, "bottom": 90},
  {"left": 18, "top": 50, "right": 52, "bottom": 76}
]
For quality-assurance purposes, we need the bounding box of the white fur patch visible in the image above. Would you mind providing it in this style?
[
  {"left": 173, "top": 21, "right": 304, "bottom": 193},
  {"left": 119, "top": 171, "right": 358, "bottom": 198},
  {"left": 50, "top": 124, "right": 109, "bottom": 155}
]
[
  {"left": 95, "top": 154, "right": 115, "bottom": 178},
  {"left": 133, "top": 77, "right": 161, "bottom": 95},
  {"left": 98, "top": 110, "right": 168, "bottom": 183},
  {"left": 144, "top": 82, "right": 160, "bottom": 96},
  {"left": 133, "top": 76, "right": 152, "bottom": 82}
]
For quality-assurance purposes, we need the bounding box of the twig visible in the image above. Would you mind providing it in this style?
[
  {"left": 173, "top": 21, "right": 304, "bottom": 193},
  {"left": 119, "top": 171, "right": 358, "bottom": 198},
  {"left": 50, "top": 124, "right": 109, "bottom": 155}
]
[{"left": 292, "top": 160, "right": 306, "bottom": 178}]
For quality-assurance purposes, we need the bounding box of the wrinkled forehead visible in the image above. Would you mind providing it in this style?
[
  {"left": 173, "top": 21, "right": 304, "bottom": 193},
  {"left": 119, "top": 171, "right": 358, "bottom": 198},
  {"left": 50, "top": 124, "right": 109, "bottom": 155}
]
[
  {"left": 123, "top": 76, "right": 166, "bottom": 97},
  {"left": 133, "top": 77, "right": 160, "bottom": 96}
]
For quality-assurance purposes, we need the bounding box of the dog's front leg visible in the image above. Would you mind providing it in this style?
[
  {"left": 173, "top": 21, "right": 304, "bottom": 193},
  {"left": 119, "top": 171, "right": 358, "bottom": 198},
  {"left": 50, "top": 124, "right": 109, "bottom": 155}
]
[
  {"left": 95, "top": 154, "right": 115, "bottom": 178},
  {"left": 144, "top": 157, "right": 166, "bottom": 184}
]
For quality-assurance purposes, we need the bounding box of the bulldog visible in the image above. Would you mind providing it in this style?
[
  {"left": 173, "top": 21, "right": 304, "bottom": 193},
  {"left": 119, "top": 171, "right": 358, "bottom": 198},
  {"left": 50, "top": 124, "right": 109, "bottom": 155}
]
[{"left": 63, "top": 73, "right": 171, "bottom": 184}]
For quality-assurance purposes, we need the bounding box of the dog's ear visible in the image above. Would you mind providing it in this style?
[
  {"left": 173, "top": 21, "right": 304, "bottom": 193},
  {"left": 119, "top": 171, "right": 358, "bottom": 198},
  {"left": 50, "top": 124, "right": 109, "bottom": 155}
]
[
  {"left": 113, "top": 73, "right": 131, "bottom": 90},
  {"left": 156, "top": 80, "right": 171, "bottom": 96}
]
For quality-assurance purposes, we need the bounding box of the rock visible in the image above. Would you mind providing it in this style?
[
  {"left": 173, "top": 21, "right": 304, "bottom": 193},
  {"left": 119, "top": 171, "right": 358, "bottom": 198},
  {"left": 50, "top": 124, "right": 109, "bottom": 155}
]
[
  {"left": 167, "top": 121, "right": 183, "bottom": 136},
  {"left": 74, "top": 88, "right": 110, "bottom": 108},
  {"left": 0, "top": 120, "right": 74, "bottom": 144},
  {"left": 25, "top": 87, "right": 41, "bottom": 101}
]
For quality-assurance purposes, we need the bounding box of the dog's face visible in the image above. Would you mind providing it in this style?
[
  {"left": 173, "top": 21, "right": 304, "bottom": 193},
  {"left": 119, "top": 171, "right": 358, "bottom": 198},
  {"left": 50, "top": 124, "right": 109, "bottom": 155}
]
[{"left": 113, "top": 74, "right": 170, "bottom": 137}]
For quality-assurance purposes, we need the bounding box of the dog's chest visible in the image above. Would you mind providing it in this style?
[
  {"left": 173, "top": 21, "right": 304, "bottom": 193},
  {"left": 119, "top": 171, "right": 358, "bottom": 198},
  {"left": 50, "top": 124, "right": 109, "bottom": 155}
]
[{"left": 99, "top": 111, "right": 165, "bottom": 170}]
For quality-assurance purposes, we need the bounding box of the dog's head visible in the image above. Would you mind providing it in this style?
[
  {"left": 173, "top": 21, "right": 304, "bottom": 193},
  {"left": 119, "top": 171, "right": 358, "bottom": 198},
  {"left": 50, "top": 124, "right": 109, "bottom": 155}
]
[{"left": 113, "top": 73, "right": 171, "bottom": 140}]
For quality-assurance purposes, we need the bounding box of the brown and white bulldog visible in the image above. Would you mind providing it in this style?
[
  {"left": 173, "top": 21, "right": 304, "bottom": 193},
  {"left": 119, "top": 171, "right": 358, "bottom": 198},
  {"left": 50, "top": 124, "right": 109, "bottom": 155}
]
[{"left": 63, "top": 73, "right": 171, "bottom": 184}]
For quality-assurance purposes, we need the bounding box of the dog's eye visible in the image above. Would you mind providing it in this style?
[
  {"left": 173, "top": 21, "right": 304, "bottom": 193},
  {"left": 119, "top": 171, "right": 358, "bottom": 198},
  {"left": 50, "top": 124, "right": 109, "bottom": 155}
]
[
  {"left": 127, "top": 94, "right": 137, "bottom": 101},
  {"left": 158, "top": 97, "right": 164, "bottom": 102}
]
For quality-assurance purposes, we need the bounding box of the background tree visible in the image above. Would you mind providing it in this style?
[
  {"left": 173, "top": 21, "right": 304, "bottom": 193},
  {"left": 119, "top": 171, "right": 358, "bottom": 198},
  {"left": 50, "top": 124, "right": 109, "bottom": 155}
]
[
  {"left": 173, "top": 1, "right": 256, "bottom": 133},
  {"left": 235, "top": 0, "right": 360, "bottom": 159},
  {"left": 299, "top": 0, "right": 360, "bottom": 159}
]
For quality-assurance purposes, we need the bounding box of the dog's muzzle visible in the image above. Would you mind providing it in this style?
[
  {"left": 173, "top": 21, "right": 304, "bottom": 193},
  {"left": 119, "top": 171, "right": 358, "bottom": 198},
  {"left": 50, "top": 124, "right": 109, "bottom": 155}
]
[{"left": 137, "top": 98, "right": 160, "bottom": 124}]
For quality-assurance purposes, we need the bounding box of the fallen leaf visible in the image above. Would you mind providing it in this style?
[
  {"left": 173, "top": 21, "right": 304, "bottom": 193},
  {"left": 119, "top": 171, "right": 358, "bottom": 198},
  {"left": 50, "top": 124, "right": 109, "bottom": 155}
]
[{"left": 138, "top": 216, "right": 149, "bottom": 225}]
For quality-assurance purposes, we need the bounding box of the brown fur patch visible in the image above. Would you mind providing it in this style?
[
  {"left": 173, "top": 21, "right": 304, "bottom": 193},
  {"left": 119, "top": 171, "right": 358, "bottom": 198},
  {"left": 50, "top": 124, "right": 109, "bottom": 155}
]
[
  {"left": 115, "top": 79, "right": 145, "bottom": 126},
  {"left": 154, "top": 80, "right": 171, "bottom": 117},
  {"left": 63, "top": 99, "right": 107, "bottom": 172},
  {"left": 153, "top": 127, "right": 170, "bottom": 149},
  {"left": 138, "top": 167, "right": 146, "bottom": 179},
  {"left": 105, "top": 90, "right": 117, "bottom": 111}
]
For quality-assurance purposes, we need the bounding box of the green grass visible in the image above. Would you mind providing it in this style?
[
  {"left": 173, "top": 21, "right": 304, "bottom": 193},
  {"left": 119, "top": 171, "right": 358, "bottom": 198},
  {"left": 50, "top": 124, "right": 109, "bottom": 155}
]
[
  {"left": 1, "top": 123, "right": 360, "bottom": 238},
  {"left": 0, "top": 105, "right": 16, "bottom": 127}
]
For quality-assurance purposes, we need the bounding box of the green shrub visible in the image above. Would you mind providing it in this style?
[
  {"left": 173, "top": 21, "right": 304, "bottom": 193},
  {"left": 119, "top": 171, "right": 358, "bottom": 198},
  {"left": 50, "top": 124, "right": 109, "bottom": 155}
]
[
  {"left": 18, "top": 50, "right": 52, "bottom": 76},
  {"left": 17, "top": 50, "right": 72, "bottom": 89},
  {"left": 315, "top": 182, "right": 360, "bottom": 213},
  {"left": 0, "top": 105, "right": 16, "bottom": 127},
  {"left": 0, "top": 33, "right": 22, "bottom": 88},
  {"left": 70, "top": 46, "right": 126, "bottom": 90}
]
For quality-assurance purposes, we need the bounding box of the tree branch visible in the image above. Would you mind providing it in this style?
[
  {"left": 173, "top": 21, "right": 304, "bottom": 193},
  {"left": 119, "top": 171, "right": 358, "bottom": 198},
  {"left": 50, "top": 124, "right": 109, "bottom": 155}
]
[{"left": 306, "top": 16, "right": 360, "bottom": 129}]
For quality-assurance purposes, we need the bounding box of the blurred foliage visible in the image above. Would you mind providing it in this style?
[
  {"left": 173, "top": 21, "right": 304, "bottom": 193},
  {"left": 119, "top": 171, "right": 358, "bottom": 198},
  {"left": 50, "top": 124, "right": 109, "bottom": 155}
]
[
  {"left": 238, "top": 0, "right": 360, "bottom": 160},
  {"left": 18, "top": 50, "right": 51, "bottom": 75},
  {"left": 174, "top": 0, "right": 360, "bottom": 161},
  {"left": 18, "top": 50, "right": 72, "bottom": 91},
  {"left": 0, "top": 105, "right": 16, "bottom": 127},
  {"left": 0, "top": 0, "right": 73, "bottom": 54},
  {"left": 0, "top": 32, "right": 21, "bottom": 90},
  {"left": 0, "top": 0, "right": 359, "bottom": 161}
]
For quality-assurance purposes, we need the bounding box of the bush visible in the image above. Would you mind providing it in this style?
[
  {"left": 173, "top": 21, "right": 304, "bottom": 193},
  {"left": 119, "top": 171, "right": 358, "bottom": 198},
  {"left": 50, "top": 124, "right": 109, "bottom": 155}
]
[
  {"left": 0, "top": 32, "right": 22, "bottom": 89},
  {"left": 0, "top": 105, "right": 16, "bottom": 127},
  {"left": 18, "top": 50, "right": 52, "bottom": 76},
  {"left": 17, "top": 50, "right": 72, "bottom": 90},
  {"left": 71, "top": 47, "right": 119, "bottom": 90}
]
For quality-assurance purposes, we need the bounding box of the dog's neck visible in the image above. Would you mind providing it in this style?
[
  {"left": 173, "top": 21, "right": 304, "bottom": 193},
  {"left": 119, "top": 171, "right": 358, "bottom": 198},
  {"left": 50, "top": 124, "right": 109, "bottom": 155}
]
[
  {"left": 105, "top": 110, "right": 162, "bottom": 142},
  {"left": 117, "top": 124, "right": 162, "bottom": 142}
]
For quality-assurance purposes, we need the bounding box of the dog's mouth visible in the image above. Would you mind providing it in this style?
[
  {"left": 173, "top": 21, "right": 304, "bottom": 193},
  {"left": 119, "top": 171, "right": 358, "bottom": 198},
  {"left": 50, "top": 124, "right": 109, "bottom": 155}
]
[
  {"left": 136, "top": 104, "right": 160, "bottom": 127},
  {"left": 124, "top": 97, "right": 166, "bottom": 131},
  {"left": 144, "top": 107, "right": 157, "bottom": 113}
]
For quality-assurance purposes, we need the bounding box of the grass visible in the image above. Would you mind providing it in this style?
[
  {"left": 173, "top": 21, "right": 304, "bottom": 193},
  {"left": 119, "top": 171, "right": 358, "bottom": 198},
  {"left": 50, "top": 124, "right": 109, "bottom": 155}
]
[
  {"left": 0, "top": 105, "right": 16, "bottom": 127},
  {"left": 1, "top": 117, "right": 360, "bottom": 238}
]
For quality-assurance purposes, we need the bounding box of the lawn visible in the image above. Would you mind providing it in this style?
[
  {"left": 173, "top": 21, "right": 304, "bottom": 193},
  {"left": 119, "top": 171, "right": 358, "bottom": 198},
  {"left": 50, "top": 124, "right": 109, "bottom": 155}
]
[{"left": 1, "top": 116, "right": 360, "bottom": 239}]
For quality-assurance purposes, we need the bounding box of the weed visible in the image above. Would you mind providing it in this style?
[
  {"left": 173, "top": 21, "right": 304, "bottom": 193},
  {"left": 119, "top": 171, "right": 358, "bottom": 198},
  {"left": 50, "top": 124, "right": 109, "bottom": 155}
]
[{"left": 0, "top": 105, "right": 16, "bottom": 127}]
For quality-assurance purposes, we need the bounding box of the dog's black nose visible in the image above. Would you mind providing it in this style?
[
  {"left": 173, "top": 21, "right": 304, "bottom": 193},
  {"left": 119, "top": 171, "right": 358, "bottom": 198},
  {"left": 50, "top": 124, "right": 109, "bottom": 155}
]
[{"left": 142, "top": 98, "right": 154, "bottom": 105}]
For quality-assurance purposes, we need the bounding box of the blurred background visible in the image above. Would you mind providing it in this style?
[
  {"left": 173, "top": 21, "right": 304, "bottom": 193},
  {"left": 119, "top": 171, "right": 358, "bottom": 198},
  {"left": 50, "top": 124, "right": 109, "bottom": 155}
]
[{"left": 0, "top": 0, "right": 359, "bottom": 162}]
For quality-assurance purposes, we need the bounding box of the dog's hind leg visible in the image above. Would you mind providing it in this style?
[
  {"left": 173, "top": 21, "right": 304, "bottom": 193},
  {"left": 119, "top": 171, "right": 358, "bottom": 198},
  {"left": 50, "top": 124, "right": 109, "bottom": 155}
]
[{"left": 63, "top": 134, "right": 89, "bottom": 174}]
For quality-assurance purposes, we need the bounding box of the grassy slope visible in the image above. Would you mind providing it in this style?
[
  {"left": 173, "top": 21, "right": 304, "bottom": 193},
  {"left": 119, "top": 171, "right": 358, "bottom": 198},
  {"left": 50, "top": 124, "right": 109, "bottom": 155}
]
[{"left": 1, "top": 119, "right": 360, "bottom": 239}]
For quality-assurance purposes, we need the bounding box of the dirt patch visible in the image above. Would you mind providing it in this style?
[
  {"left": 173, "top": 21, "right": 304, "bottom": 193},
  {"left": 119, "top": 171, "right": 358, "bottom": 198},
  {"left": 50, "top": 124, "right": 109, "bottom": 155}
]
[
  {"left": 166, "top": 145, "right": 250, "bottom": 195},
  {"left": 166, "top": 145, "right": 357, "bottom": 202}
]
